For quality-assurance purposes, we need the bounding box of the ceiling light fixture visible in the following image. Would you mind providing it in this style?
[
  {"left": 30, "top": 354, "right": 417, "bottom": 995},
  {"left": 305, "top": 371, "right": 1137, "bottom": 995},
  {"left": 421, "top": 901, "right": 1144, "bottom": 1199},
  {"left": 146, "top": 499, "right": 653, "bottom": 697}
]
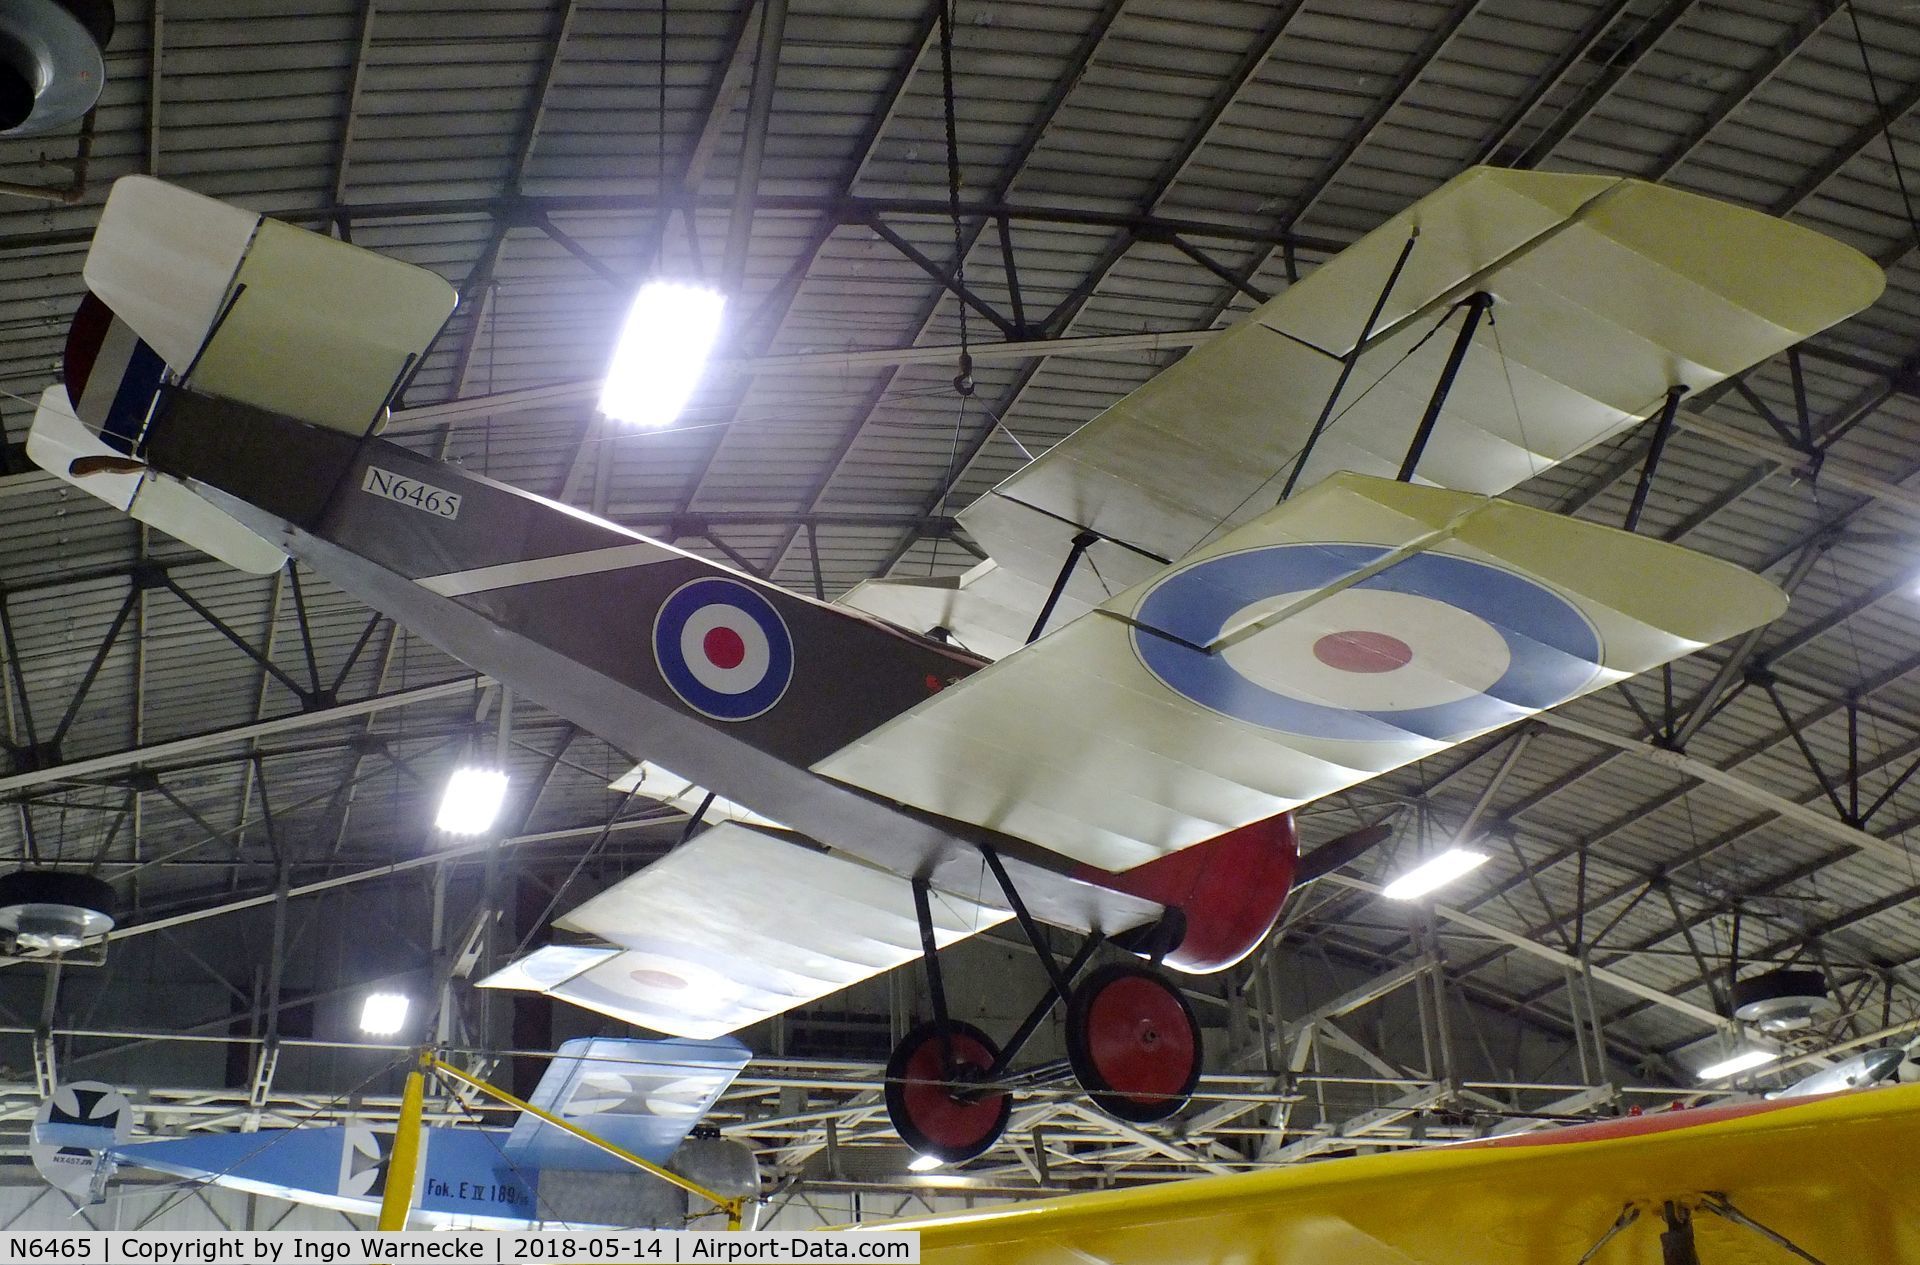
[
  {"left": 359, "top": 992, "right": 410, "bottom": 1037},
  {"left": 1382, "top": 847, "right": 1489, "bottom": 901},
  {"left": 1697, "top": 1047, "right": 1778, "bottom": 1081},
  {"left": 599, "top": 279, "right": 726, "bottom": 428},
  {"left": 907, "top": 1153, "right": 944, "bottom": 1173},
  {"left": 436, "top": 766, "right": 509, "bottom": 836}
]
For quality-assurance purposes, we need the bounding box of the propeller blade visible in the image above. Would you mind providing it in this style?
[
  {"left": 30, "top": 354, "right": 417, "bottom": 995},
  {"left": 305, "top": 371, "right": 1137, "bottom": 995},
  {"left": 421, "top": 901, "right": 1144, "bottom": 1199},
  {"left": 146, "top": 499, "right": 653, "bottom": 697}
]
[{"left": 1295, "top": 820, "right": 1395, "bottom": 885}]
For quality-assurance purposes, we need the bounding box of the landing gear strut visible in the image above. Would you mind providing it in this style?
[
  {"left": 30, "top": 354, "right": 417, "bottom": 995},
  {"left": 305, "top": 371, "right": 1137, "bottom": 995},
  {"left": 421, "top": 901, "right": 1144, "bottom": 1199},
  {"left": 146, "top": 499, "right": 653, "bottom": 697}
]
[{"left": 883, "top": 849, "right": 1202, "bottom": 1161}]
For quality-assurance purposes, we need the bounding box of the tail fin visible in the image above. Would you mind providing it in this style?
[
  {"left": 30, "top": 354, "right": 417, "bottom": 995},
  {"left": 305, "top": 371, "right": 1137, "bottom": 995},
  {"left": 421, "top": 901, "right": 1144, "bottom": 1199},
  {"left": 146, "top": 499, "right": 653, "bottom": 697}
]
[
  {"left": 85, "top": 175, "right": 455, "bottom": 434},
  {"left": 502, "top": 1036, "right": 750, "bottom": 1171}
]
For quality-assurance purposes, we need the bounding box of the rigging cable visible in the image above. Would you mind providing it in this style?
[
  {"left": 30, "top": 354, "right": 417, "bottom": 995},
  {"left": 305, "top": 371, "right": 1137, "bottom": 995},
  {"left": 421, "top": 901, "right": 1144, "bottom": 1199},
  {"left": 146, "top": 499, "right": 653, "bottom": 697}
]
[
  {"left": 928, "top": 0, "right": 972, "bottom": 576},
  {"left": 1846, "top": 4, "right": 1920, "bottom": 257}
]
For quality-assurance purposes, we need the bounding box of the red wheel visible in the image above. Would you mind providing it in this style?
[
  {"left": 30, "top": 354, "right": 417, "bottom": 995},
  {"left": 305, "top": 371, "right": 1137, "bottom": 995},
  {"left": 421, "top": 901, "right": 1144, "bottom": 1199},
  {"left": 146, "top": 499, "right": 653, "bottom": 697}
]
[
  {"left": 884, "top": 1020, "right": 1010, "bottom": 1163},
  {"left": 1067, "top": 962, "right": 1202, "bottom": 1123}
]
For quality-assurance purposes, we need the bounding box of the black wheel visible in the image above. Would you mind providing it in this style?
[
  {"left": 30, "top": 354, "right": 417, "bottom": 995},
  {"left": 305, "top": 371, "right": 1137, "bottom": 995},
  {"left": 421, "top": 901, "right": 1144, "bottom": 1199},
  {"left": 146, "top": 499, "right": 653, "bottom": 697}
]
[
  {"left": 884, "top": 1020, "right": 1011, "bottom": 1164},
  {"left": 1066, "top": 961, "right": 1202, "bottom": 1123}
]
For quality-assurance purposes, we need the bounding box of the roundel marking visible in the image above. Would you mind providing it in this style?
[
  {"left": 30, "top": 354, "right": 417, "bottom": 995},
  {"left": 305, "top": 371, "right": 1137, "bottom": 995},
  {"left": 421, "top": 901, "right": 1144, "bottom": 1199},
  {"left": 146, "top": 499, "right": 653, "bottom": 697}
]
[
  {"left": 653, "top": 576, "right": 795, "bottom": 721},
  {"left": 1131, "top": 543, "right": 1601, "bottom": 743}
]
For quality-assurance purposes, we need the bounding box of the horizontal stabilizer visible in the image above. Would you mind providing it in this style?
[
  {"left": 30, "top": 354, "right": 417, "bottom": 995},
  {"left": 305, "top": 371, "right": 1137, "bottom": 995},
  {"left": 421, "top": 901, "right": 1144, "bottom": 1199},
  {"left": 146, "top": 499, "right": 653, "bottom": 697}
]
[
  {"left": 817, "top": 474, "right": 1787, "bottom": 872},
  {"left": 85, "top": 176, "right": 456, "bottom": 434},
  {"left": 503, "top": 1036, "right": 749, "bottom": 1172},
  {"left": 480, "top": 823, "right": 1008, "bottom": 1038},
  {"left": 28, "top": 386, "right": 285, "bottom": 575},
  {"left": 1295, "top": 822, "right": 1395, "bottom": 885},
  {"left": 607, "top": 762, "right": 783, "bottom": 829}
]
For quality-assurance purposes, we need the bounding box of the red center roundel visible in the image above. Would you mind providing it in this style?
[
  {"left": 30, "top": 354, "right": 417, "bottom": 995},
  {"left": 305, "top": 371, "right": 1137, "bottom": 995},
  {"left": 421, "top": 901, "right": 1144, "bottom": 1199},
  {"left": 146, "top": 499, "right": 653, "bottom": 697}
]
[
  {"left": 1312, "top": 629, "right": 1413, "bottom": 674},
  {"left": 629, "top": 968, "right": 689, "bottom": 991},
  {"left": 703, "top": 626, "right": 747, "bottom": 670}
]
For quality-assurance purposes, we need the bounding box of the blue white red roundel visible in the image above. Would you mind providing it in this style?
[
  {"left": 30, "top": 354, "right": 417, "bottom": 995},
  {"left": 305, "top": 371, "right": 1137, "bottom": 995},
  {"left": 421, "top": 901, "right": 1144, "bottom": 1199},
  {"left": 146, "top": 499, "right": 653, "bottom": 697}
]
[
  {"left": 1131, "top": 543, "right": 1601, "bottom": 743},
  {"left": 653, "top": 577, "right": 794, "bottom": 722}
]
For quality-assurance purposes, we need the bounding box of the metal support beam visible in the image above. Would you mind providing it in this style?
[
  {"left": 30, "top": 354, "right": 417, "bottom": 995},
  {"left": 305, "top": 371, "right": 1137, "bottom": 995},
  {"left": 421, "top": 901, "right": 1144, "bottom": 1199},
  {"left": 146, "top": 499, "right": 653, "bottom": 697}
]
[
  {"left": 722, "top": 0, "right": 788, "bottom": 293},
  {"left": 1533, "top": 711, "right": 1914, "bottom": 869},
  {"left": 1318, "top": 873, "right": 1725, "bottom": 1029},
  {"left": 0, "top": 677, "right": 483, "bottom": 799}
]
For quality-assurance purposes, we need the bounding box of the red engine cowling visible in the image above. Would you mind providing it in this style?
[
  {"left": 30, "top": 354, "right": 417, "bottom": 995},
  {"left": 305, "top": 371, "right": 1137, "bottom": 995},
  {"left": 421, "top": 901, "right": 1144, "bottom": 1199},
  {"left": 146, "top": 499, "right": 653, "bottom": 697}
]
[{"left": 1073, "top": 813, "right": 1298, "bottom": 975}]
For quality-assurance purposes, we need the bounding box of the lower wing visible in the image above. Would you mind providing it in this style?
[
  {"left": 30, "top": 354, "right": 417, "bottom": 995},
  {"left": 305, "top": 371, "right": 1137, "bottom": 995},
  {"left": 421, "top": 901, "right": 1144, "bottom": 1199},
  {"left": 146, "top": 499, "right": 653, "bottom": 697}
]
[
  {"left": 479, "top": 822, "right": 1010, "bottom": 1039},
  {"left": 880, "top": 1084, "right": 1920, "bottom": 1264}
]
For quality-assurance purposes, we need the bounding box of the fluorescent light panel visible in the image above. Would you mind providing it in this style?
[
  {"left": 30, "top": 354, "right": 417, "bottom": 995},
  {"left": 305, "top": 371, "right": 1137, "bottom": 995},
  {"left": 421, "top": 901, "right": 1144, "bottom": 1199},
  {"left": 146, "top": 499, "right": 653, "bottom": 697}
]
[
  {"left": 599, "top": 280, "right": 726, "bottom": 428},
  {"left": 1382, "top": 847, "right": 1490, "bottom": 901},
  {"left": 360, "top": 992, "right": 410, "bottom": 1036},
  {"left": 437, "top": 766, "right": 509, "bottom": 836},
  {"left": 1698, "top": 1048, "right": 1778, "bottom": 1081}
]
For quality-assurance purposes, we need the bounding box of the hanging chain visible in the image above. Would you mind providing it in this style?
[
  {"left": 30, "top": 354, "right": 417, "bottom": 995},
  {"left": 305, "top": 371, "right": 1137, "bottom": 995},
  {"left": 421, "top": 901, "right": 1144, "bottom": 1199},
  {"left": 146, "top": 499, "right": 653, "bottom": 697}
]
[{"left": 937, "top": 0, "right": 973, "bottom": 397}]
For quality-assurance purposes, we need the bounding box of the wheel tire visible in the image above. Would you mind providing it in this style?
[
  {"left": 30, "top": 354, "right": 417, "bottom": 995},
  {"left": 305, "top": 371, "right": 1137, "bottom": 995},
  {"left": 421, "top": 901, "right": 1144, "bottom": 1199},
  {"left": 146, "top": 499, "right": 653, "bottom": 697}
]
[
  {"left": 1067, "top": 961, "right": 1202, "bottom": 1123},
  {"left": 883, "top": 1020, "right": 1011, "bottom": 1164}
]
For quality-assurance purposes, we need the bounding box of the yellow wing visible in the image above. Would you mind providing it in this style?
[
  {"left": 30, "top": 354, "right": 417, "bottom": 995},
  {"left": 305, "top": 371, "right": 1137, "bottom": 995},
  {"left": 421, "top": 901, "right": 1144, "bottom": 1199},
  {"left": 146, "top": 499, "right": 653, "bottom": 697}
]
[{"left": 881, "top": 1086, "right": 1920, "bottom": 1264}]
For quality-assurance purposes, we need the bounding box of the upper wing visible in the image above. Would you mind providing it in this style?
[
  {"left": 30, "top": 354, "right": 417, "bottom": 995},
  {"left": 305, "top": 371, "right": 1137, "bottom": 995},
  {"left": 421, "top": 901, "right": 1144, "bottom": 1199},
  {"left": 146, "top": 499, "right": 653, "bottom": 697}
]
[
  {"left": 501, "top": 1035, "right": 750, "bottom": 1171},
  {"left": 84, "top": 176, "right": 456, "bottom": 434},
  {"left": 882, "top": 1085, "right": 1920, "bottom": 1264},
  {"left": 480, "top": 822, "right": 1010, "bottom": 1039},
  {"left": 847, "top": 167, "right": 1880, "bottom": 644},
  {"left": 816, "top": 474, "right": 1786, "bottom": 872}
]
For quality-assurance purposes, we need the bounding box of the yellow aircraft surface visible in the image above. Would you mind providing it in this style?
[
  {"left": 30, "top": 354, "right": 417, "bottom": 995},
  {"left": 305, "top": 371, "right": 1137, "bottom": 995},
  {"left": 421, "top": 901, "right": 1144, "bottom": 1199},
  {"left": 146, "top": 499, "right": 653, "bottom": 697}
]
[{"left": 882, "top": 1084, "right": 1920, "bottom": 1263}]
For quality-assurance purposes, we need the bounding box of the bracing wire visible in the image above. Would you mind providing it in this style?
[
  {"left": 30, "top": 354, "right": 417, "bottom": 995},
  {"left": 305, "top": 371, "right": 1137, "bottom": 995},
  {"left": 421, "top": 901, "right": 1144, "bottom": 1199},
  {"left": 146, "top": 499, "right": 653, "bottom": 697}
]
[
  {"left": 1846, "top": 4, "right": 1920, "bottom": 256},
  {"left": 936, "top": 0, "right": 970, "bottom": 386},
  {"left": 928, "top": 0, "right": 972, "bottom": 577}
]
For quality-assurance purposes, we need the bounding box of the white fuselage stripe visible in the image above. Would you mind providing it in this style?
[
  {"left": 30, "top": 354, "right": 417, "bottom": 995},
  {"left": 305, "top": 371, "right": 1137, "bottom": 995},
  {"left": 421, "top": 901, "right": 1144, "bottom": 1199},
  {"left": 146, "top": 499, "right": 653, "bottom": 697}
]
[{"left": 415, "top": 541, "right": 672, "bottom": 597}]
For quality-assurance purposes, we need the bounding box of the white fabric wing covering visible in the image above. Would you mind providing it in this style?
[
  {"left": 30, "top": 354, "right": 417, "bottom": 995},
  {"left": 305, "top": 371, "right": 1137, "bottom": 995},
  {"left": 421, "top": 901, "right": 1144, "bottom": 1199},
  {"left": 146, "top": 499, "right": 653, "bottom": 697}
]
[
  {"left": 480, "top": 823, "right": 1008, "bottom": 1039},
  {"left": 26, "top": 386, "right": 286, "bottom": 575},
  {"left": 838, "top": 561, "right": 1050, "bottom": 662},
  {"left": 925, "top": 166, "right": 1882, "bottom": 628},
  {"left": 816, "top": 474, "right": 1788, "bottom": 873}
]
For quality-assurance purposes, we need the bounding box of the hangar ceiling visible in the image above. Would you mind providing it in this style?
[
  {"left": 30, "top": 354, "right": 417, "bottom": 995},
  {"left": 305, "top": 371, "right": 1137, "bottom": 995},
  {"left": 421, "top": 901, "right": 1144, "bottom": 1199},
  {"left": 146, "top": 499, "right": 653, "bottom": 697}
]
[{"left": 0, "top": 0, "right": 1912, "bottom": 1202}]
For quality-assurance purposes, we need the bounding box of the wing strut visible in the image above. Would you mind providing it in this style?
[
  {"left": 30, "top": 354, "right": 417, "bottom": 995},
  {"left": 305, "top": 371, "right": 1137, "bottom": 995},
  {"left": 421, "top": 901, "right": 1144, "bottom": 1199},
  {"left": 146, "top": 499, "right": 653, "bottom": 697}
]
[
  {"left": 1575, "top": 1196, "right": 1835, "bottom": 1265},
  {"left": 1397, "top": 291, "right": 1494, "bottom": 483},
  {"left": 1280, "top": 227, "right": 1421, "bottom": 502},
  {"left": 1026, "top": 529, "right": 1100, "bottom": 643},
  {"left": 1623, "top": 384, "right": 1689, "bottom": 532},
  {"left": 1699, "top": 1195, "right": 1833, "bottom": 1265}
]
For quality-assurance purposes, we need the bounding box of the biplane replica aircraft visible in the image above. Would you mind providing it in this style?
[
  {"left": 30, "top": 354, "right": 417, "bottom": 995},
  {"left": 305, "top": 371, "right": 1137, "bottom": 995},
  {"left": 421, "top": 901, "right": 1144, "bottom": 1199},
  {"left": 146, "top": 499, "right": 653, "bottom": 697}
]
[
  {"left": 42, "top": 1038, "right": 752, "bottom": 1228},
  {"left": 31, "top": 168, "right": 1884, "bottom": 1163}
]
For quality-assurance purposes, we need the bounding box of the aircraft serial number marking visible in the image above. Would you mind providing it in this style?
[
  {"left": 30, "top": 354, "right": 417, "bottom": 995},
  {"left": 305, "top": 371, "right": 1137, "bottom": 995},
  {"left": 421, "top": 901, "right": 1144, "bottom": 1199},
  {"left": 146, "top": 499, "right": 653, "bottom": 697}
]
[{"left": 362, "top": 466, "right": 461, "bottom": 520}]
